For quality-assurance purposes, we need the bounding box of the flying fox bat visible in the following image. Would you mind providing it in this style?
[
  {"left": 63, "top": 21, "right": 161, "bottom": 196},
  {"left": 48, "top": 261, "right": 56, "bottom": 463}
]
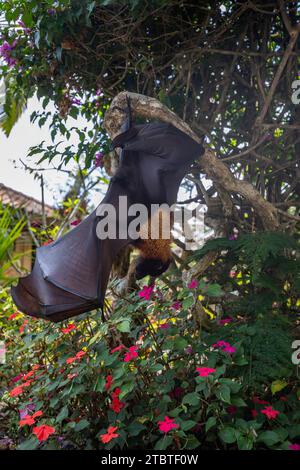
[{"left": 11, "top": 100, "right": 204, "bottom": 322}]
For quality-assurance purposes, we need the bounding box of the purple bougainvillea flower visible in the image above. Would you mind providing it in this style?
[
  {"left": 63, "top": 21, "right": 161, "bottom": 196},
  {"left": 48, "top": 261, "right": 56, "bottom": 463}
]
[
  {"left": 47, "top": 8, "right": 56, "bottom": 15},
  {"left": 71, "top": 98, "right": 81, "bottom": 106},
  {"left": 95, "top": 151, "right": 103, "bottom": 168},
  {"left": 0, "top": 40, "right": 18, "bottom": 67}
]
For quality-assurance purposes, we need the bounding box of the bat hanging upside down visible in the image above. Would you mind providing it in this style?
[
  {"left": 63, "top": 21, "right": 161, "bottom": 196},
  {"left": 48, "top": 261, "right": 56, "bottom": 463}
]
[{"left": 11, "top": 99, "right": 204, "bottom": 322}]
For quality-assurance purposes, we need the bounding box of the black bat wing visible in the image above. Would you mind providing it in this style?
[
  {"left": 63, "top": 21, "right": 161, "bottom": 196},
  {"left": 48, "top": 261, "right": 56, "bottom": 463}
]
[{"left": 11, "top": 178, "right": 133, "bottom": 322}]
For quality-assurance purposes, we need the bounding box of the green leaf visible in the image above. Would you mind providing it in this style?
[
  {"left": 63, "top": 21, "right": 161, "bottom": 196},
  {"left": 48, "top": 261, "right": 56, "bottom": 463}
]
[
  {"left": 180, "top": 420, "right": 197, "bottom": 431},
  {"left": 75, "top": 419, "right": 90, "bottom": 431},
  {"left": 237, "top": 435, "right": 253, "bottom": 450},
  {"left": 17, "top": 437, "right": 40, "bottom": 450},
  {"left": 117, "top": 320, "right": 131, "bottom": 333},
  {"left": 182, "top": 392, "right": 200, "bottom": 406},
  {"left": 56, "top": 405, "right": 69, "bottom": 423},
  {"left": 205, "top": 416, "right": 217, "bottom": 432},
  {"left": 94, "top": 376, "right": 105, "bottom": 392},
  {"left": 258, "top": 431, "right": 281, "bottom": 446},
  {"left": 271, "top": 380, "right": 287, "bottom": 395},
  {"left": 219, "top": 426, "right": 237, "bottom": 444},
  {"left": 215, "top": 385, "right": 231, "bottom": 404},
  {"left": 154, "top": 435, "right": 173, "bottom": 450}
]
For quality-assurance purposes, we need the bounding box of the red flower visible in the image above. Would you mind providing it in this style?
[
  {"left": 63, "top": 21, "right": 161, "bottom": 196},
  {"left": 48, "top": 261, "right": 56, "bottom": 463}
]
[
  {"left": 8, "top": 312, "right": 19, "bottom": 321},
  {"left": 32, "top": 411, "right": 43, "bottom": 419},
  {"left": 110, "top": 397, "right": 124, "bottom": 413},
  {"left": 10, "top": 385, "right": 24, "bottom": 397},
  {"left": 160, "top": 323, "right": 170, "bottom": 330},
  {"left": 75, "top": 350, "right": 86, "bottom": 359},
  {"left": 105, "top": 375, "right": 113, "bottom": 391},
  {"left": 61, "top": 323, "right": 76, "bottom": 334},
  {"left": 19, "top": 415, "right": 35, "bottom": 427},
  {"left": 19, "top": 319, "right": 28, "bottom": 334},
  {"left": 226, "top": 405, "right": 237, "bottom": 415},
  {"left": 261, "top": 406, "right": 280, "bottom": 420},
  {"left": 100, "top": 426, "right": 119, "bottom": 444},
  {"left": 251, "top": 409, "right": 258, "bottom": 419},
  {"left": 124, "top": 346, "right": 138, "bottom": 363},
  {"left": 196, "top": 367, "right": 216, "bottom": 377},
  {"left": 33, "top": 425, "right": 55, "bottom": 442},
  {"left": 66, "top": 357, "right": 76, "bottom": 364},
  {"left": 158, "top": 416, "right": 179, "bottom": 433}
]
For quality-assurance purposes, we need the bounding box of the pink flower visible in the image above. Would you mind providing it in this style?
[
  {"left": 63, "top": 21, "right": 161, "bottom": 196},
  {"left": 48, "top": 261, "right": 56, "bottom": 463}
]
[
  {"left": 124, "top": 346, "right": 138, "bottom": 363},
  {"left": 261, "top": 406, "right": 280, "bottom": 420},
  {"left": 188, "top": 279, "right": 198, "bottom": 289},
  {"left": 196, "top": 367, "right": 216, "bottom": 377},
  {"left": 289, "top": 443, "right": 300, "bottom": 450},
  {"left": 251, "top": 409, "right": 258, "bottom": 419},
  {"left": 213, "top": 340, "right": 236, "bottom": 355},
  {"left": 158, "top": 416, "right": 179, "bottom": 433},
  {"left": 138, "top": 285, "right": 154, "bottom": 301}
]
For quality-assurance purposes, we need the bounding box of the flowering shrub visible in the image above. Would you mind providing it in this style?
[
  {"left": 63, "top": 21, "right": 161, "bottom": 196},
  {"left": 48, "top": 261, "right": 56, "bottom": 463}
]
[{"left": 0, "top": 276, "right": 299, "bottom": 451}]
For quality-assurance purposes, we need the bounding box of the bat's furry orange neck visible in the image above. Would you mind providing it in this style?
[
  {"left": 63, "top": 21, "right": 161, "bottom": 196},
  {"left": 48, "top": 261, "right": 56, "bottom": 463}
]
[{"left": 131, "top": 208, "right": 173, "bottom": 280}]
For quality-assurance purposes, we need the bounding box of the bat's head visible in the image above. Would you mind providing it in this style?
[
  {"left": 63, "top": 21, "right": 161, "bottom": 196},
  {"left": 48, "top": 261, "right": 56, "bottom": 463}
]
[{"left": 135, "top": 256, "right": 171, "bottom": 280}]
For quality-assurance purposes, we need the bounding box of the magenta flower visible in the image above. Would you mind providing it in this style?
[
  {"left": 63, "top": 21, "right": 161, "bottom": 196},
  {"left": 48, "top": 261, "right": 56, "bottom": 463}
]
[
  {"left": 12, "top": 374, "right": 23, "bottom": 383},
  {"left": 171, "top": 301, "right": 181, "bottom": 310},
  {"left": 95, "top": 151, "right": 103, "bottom": 168},
  {"left": 196, "top": 366, "right": 216, "bottom": 377},
  {"left": 138, "top": 285, "right": 154, "bottom": 301},
  {"left": 218, "top": 317, "right": 233, "bottom": 325},
  {"left": 17, "top": 20, "right": 31, "bottom": 34},
  {"left": 289, "top": 443, "right": 300, "bottom": 451},
  {"left": 160, "top": 322, "right": 170, "bottom": 330},
  {"left": 70, "top": 219, "right": 81, "bottom": 227},
  {"left": 226, "top": 405, "right": 237, "bottom": 415},
  {"left": 188, "top": 279, "right": 198, "bottom": 289},
  {"left": 0, "top": 40, "right": 18, "bottom": 67},
  {"left": 213, "top": 340, "right": 236, "bottom": 355},
  {"left": 158, "top": 416, "right": 179, "bottom": 433},
  {"left": 124, "top": 346, "right": 138, "bottom": 363}
]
